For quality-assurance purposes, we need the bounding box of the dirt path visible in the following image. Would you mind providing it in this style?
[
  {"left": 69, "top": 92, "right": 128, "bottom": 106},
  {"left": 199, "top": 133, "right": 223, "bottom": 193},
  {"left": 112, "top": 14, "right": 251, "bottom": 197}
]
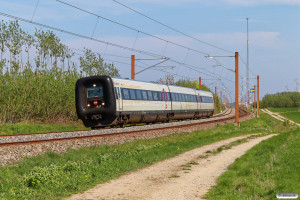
[
  {"left": 67, "top": 134, "right": 275, "bottom": 200},
  {"left": 261, "top": 109, "right": 300, "bottom": 127}
]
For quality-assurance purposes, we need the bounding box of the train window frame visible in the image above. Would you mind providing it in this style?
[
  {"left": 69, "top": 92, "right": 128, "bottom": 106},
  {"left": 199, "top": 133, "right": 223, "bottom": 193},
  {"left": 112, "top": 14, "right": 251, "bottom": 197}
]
[
  {"left": 142, "top": 90, "right": 148, "bottom": 100},
  {"left": 167, "top": 93, "right": 170, "bottom": 101},
  {"left": 136, "top": 89, "right": 142, "bottom": 100},
  {"left": 153, "top": 91, "right": 158, "bottom": 101},
  {"left": 148, "top": 90, "right": 153, "bottom": 101},
  {"left": 121, "top": 88, "right": 130, "bottom": 100},
  {"left": 129, "top": 89, "right": 136, "bottom": 100}
]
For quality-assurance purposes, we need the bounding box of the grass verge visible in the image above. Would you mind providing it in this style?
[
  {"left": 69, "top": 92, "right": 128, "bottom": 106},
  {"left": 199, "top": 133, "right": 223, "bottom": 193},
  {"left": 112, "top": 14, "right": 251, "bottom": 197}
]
[
  {"left": 206, "top": 128, "right": 300, "bottom": 199},
  {"left": 0, "top": 123, "right": 88, "bottom": 135},
  {"left": 0, "top": 112, "right": 297, "bottom": 200}
]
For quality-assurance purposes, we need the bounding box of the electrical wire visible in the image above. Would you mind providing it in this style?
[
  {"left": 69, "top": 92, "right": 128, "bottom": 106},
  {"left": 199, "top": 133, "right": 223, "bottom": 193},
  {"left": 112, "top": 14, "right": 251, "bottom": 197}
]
[
  {"left": 111, "top": 0, "right": 234, "bottom": 54},
  {"left": 54, "top": 0, "right": 209, "bottom": 56}
]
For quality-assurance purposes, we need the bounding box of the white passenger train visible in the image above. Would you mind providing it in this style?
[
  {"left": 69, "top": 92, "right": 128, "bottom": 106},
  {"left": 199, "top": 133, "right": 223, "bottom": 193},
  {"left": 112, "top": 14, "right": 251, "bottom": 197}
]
[{"left": 76, "top": 76, "right": 214, "bottom": 128}]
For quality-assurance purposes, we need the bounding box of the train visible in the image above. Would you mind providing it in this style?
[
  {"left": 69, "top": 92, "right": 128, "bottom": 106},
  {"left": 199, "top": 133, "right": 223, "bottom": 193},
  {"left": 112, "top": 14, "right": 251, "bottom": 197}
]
[{"left": 75, "top": 76, "right": 215, "bottom": 128}]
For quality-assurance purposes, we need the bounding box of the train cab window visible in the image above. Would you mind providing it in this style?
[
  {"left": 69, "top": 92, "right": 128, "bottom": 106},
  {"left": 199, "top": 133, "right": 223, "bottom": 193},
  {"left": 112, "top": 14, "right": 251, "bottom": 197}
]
[
  {"left": 148, "top": 91, "right": 153, "bottom": 101},
  {"left": 153, "top": 91, "right": 158, "bottom": 101},
  {"left": 87, "top": 84, "right": 103, "bottom": 98},
  {"left": 121, "top": 88, "right": 130, "bottom": 100},
  {"left": 129, "top": 89, "right": 136, "bottom": 100},
  {"left": 142, "top": 90, "right": 148, "bottom": 100}
]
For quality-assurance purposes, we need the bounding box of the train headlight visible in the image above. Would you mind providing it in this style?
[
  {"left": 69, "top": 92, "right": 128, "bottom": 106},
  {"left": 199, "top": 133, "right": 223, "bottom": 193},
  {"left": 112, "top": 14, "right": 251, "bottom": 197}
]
[
  {"left": 87, "top": 104, "right": 90, "bottom": 107},
  {"left": 102, "top": 102, "right": 105, "bottom": 106}
]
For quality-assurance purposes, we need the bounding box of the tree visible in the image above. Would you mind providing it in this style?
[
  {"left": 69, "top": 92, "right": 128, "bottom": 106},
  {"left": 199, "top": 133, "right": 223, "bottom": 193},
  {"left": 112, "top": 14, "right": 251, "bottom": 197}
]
[
  {"left": 0, "top": 20, "right": 8, "bottom": 72},
  {"left": 157, "top": 74, "right": 175, "bottom": 85},
  {"left": 79, "top": 48, "right": 120, "bottom": 77}
]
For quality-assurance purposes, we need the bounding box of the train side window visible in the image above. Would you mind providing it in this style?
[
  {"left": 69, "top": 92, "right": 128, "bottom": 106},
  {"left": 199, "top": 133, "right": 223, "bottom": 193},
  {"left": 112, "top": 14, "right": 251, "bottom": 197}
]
[
  {"left": 167, "top": 93, "right": 170, "bottom": 101},
  {"left": 122, "top": 88, "right": 130, "bottom": 100},
  {"left": 158, "top": 91, "right": 163, "bottom": 101},
  {"left": 136, "top": 89, "right": 142, "bottom": 100},
  {"left": 142, "top": 90, "right": 148, "bottom": 100},
  {"left": 129, "top": 89, "right": 136, "bottom": 100},
  {"left": 152, "top": 91, "right": 158, "bottom": 101},
  {"left": 148, "top": 91, "right": 153, "bottom": 101},
  {"left": 198, "top": 95, "right": 202, "bottom": 102}
]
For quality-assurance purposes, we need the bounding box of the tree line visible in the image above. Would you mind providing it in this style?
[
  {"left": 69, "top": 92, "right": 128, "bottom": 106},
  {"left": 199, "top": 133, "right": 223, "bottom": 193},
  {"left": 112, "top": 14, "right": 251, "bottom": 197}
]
[
  {"left": 261, "top": 92, "right": 300, "bottom": 108},
  {"left": 0, "top": 20, "right": 119, "bottom": 123}
]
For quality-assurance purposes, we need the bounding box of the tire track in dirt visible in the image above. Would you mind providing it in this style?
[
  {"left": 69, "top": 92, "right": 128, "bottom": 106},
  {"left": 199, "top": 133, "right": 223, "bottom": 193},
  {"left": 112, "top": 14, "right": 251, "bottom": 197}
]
[{"left": 67, "top": 134, "right": 275, "bottom": 200}]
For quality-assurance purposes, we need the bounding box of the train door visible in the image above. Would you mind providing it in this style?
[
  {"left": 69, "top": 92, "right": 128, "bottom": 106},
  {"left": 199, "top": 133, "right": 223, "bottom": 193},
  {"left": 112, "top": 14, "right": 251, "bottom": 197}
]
[
  {"left": 115, "top": 87, "right": 123, "bottom": 111},
  {"left": 197, "top": 93, "right": 201, "bottom": 111},
  {"left": 161, "top": 89, "right": 167, "bottom": 110}
]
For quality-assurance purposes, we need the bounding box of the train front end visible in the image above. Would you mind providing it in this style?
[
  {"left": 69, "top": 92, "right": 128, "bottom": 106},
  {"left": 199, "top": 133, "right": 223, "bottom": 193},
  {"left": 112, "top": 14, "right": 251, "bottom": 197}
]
[{"left": 75, "top": 76, "right": 117, "bottom": 128}]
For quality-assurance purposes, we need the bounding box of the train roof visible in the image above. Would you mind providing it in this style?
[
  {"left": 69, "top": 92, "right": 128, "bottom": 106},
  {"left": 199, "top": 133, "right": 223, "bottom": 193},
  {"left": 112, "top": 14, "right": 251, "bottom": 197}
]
[{"left": 111, "top": 76, "right": 213, "bottom": 95}]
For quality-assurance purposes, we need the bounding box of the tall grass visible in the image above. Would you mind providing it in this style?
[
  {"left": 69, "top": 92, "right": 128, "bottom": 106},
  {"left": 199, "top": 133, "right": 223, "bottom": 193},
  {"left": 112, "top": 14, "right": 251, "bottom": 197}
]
[{"left": 0, "top": 69, "right": 79, "bottom": 123}]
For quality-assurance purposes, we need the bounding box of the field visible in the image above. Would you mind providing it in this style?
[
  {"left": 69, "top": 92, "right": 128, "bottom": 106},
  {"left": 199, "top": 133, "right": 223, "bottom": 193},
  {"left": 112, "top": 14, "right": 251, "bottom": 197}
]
[
  {"left": 268, "top": 107, "right": 300, "bottom": 123},
  {"left": 0, "top": 111, "right": 297, "bottom": 199}
]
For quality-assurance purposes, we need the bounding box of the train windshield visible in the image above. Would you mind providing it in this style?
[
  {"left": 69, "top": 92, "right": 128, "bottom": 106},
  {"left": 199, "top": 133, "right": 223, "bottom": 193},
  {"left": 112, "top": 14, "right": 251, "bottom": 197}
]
[{"left": 87, "top": 84, "right": 103, "bottom": 98}]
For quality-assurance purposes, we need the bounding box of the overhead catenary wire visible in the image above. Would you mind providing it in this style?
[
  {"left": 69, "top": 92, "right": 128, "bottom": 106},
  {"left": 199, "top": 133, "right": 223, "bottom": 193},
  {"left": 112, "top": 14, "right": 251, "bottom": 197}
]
[
  {"left": 54, "top": 0, "right": 209, "bottom": 56},
  {"left": 0, "top": 11, "right": 236, "bottom": 92},
  {"left": 111, "top": 0, "right": 234, "bottom": 54}
]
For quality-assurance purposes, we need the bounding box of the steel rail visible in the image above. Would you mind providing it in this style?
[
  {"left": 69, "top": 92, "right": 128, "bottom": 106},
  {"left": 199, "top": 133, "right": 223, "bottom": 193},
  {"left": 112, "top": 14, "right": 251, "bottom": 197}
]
[{"left": 0, "top": 108, "right": 252, "bottom": 147}]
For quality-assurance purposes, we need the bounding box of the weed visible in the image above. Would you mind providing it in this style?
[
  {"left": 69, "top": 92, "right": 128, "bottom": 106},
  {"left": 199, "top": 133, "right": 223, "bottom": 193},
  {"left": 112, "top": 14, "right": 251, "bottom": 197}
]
[
  {"left": 169, "top": 174, "right": 180, "bottom": 178},
  {"left": 188, "top": 161, "right": 199, "bottom": 165}
]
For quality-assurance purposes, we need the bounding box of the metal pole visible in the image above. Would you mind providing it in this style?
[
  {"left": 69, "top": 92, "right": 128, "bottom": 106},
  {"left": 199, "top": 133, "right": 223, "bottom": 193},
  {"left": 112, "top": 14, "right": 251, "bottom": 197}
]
[
  {"left": 248, "top": 90, "right": 250, "bottom": 108},
  {"left": 246, "top": 18, "right": 250, "bottom": 108},
  {"left": 220, "top": 91, "right": 222, "bottom": 112},
  {"left": 254, "top": 85, "right": 256, "bottom": 112},
  {"left": 257, "top": 75, "right": 260, "bottom": 117},
  {"left": 235, "top": 52, "right": 239, "bottom": 125},
  {"left": 131, "top": 55, "right": 135, "bottom": 80},
  {"left": 199, "top": 77, "right": 201, "bottom": 90},
  {"left": 214, "top": 87, "right": 217, "bottom": 114}
]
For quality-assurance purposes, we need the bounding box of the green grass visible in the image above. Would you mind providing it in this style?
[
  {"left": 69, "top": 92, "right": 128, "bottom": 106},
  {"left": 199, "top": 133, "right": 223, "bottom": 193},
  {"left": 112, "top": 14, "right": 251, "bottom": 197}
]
[
  {"left": 206, "top": 128, "right": 300, "bottom": 200},
  {"left": 267, "top": 107, "right": 300, "bottom": 113},
  {"left": 267, "top": 107, "right": 300, "bottom": 123},
  {"left": 281, "top": 112, "right": 300, "bottom": 124},
  {"left": 0, "top": 123, "right": 88, "bottom": 135},
  {"left": 0, "top": 112, "right": 296, "bottom": 200}
]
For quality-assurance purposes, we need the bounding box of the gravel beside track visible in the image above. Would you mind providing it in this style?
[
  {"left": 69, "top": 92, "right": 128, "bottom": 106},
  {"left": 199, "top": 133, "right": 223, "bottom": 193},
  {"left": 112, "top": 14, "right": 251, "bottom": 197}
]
[{"left": 0, "top": 108, "right": 253, "bottom": 166}]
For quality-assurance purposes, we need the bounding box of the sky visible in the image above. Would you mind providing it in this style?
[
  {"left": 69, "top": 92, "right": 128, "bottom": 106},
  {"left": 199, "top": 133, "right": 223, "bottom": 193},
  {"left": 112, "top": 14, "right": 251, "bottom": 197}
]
[{"left": 0, "top": 0, "right": 299, "bottom": 102}]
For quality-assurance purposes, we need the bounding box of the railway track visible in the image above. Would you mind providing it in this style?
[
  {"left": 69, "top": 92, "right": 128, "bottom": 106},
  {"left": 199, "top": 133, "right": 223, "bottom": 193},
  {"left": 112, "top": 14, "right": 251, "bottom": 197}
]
[
  {"left": 0, "top": 108, "right": 247, "bottom": 147},
  {"left": 0, "top": 108, "right": 253, "bottom": 166}
]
